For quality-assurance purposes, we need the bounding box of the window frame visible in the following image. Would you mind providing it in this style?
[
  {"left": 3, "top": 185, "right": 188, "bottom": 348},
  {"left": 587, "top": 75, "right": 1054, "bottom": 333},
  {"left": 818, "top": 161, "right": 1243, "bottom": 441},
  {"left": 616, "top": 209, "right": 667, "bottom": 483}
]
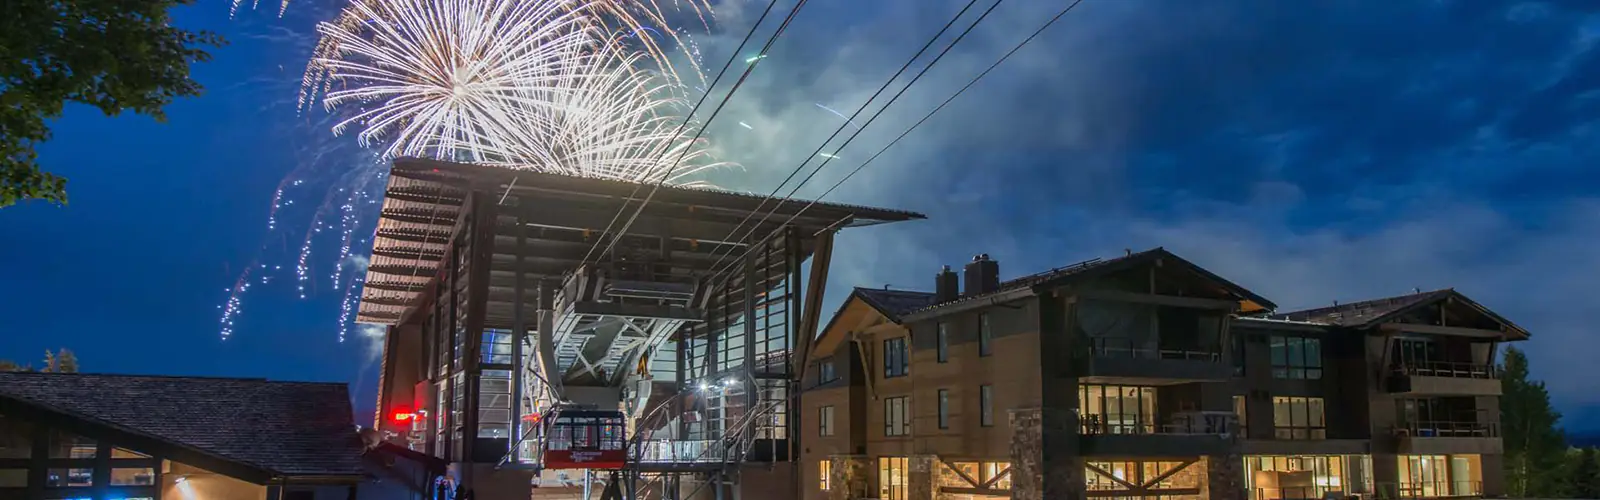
[
  {"left": 884, "top": 337, "right": 909, "bottom": 378},
  {"left": 1272, "top": 396, "right": 1327, "bottom": 440},
  {"left": 820, "top": 460, "right": 832, "bottom": 491},
  {"left": 818, "top": 357, "right": 837, "bottom": 384},
  {"left": 979, "top": 385, "right": 994, "bottom": 427},
  {"left": 1270, "top": 335, "right": 1324, "bottom": 380},
  {"left": 978, "top": 313, "right": 993, "bottom": 357},
  {"left": 819, "top": 406, "right": 835, "bottom": 437},
  {"left": 937, "top": 389, "right": 950, "bottom": 429},
  {"left": 884, "top": 396, "right": 911, "bottom": 437},
  {"left": 936, "top": 323, "right": 949, "bottom": 363}
]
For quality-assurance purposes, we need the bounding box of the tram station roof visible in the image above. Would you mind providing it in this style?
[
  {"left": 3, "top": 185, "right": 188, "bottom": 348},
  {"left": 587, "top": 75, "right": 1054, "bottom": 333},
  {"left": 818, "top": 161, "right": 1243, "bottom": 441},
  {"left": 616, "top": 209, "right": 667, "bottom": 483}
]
[{"left": 357, "top": 158, "right": 925, "bottom": 325}]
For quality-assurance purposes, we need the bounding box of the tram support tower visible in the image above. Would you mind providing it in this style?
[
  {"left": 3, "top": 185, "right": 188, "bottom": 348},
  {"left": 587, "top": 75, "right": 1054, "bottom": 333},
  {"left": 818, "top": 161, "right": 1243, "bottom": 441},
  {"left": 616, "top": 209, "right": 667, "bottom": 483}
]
[{"left": 361, "top": 158, "right": 923, "bottom": 499}]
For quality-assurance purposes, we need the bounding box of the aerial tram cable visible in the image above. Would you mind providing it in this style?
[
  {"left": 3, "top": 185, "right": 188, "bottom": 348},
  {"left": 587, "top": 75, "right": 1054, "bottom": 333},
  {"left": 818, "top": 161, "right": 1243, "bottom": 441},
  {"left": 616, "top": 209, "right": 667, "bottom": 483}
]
[
  {"left": 707, "top": 0, "right": 1091, "bottom": 279},
  {"left": 701, "top": 0, "right": 1009, "bottom": 278},
  {"left": 577, "top": 0, "right": 808, "bottom": 266}
]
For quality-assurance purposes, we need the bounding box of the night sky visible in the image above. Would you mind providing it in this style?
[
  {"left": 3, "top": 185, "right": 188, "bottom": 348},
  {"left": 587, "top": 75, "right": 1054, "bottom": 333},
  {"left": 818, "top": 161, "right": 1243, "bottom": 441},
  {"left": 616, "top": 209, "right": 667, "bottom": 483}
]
[{"left": 1, "top": 1, "right": 1597, "bottom": 430}]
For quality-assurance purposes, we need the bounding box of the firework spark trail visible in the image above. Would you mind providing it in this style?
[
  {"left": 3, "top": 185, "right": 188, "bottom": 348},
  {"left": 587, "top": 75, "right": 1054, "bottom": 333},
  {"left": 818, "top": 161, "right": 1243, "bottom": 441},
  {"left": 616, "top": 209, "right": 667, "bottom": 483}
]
[
  {"left": 220, "top": 0, "right": 728, "bottom": 341},
  {"left": 814, "top": 102, "right": 862, "bottom": 130}
]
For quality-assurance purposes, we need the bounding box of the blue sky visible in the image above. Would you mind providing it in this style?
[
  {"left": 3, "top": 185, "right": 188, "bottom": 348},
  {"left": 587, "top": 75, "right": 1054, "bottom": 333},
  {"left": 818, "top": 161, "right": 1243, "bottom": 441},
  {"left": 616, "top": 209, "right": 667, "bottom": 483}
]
[{"left": 1, "top": 0, "right": 1598, "bottom": 429}]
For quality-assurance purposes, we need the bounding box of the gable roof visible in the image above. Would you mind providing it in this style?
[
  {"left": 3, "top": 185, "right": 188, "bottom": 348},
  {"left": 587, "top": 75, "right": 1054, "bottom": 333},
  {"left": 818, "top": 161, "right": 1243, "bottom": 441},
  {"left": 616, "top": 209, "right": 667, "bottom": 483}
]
[
  {"left": 905, "top": 247, "right": 1276, "bottom": 320},
  {"left": 854, "top": 287, "right": 937, "bottom": 322},
  {"left": 0, "top": 372, "right": 367, "bottom": 479},
  {"left": 1273, "top": 288, "right": 1529, "bottom": 338}
]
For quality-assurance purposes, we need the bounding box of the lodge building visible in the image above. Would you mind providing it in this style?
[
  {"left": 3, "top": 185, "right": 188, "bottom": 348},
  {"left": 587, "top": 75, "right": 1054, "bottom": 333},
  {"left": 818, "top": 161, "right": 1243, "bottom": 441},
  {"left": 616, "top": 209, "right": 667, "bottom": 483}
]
[{"left": 799, "top": 248, "right": 1521, "bottom": 500}]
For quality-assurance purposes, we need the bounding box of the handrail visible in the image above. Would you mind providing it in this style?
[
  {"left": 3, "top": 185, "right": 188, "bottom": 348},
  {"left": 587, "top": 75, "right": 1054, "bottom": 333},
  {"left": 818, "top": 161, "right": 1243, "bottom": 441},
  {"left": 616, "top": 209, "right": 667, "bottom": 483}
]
[
  {"left": 1376, "top": 480, "right": 1484, "bottom": 498},
  {"left": 1080, "top": 412, "right": 1238, "bottom": 436},
  {"left": 1086, "top": 337, "right": 1219, "bottom": 362},
  {"left": 1391, "top": 361, "right": 1499, "bottom": 379},
  {"left": 1395, "top": 421, "right": 1499, "bottom": 438}
]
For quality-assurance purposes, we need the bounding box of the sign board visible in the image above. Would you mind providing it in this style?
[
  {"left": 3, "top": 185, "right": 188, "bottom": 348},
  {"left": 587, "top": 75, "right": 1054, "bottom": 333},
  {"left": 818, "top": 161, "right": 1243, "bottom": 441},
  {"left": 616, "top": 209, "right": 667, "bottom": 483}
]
[{"left": 544, "top": 449, "right": 626, "bottom": 470}]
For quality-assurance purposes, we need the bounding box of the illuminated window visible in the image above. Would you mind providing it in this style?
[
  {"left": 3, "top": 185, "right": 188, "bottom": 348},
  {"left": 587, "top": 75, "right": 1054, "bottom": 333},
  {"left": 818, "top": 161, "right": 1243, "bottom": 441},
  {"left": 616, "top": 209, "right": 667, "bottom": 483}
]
[
  {"left": 1244, "top": 455, "right": 1374, "bottom": 499},
  {"left": 982, "top": 462, "right": 1012, "bottom": 489},
  {"left": 111, "top": 447, "right": 150, "bottom": 458},
  {"left": 1234, "top": 395, "right": 1248, "bottom": 436},
  {"left": 47, "top": 429, "right": 95, "bottom": 459},
  {"left": 819, "top": 406, "right": 834, "bottom": 436},
  {"left": 879, "top": 457, "right": 909, "bottom": 500},
  {"left": 477, "top": 369, "right": 512, "bottom": 438},
  {"left": 479, "top": 329, "right": 513, "bottom": 365},
  {"left": 978, "top": 313, "right": 993, "bottom": 356},
  {"left": 819, "top": 460, "right": 832, "bottom": 490},
  {"left": 1273, "top": 396, "right": 1326, "bottom": 439},
  {"left": 884, "top": 397, "right": 910, "bottom": 436},
  {"left": 47, "top": 468, "right": 93, "bottom": 487},
  {"left": 1270, "top": 336, "right": 1323, "bottom": 379},
  {"left": 111, "top": 467, "right": 155, "bottom": 486},
  {"left": 1079, "top": 385, "right": 1157, "bottom": 434}
]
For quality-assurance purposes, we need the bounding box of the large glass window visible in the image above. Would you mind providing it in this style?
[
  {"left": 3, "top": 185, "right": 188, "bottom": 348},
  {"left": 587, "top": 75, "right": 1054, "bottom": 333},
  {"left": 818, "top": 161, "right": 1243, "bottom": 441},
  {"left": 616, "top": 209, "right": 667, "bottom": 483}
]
[
  {"left": 818, "top": 358, "right": 837, "bottom": 384},
  {"left": 477, "top": 369, "right": 512, "bottom": 438},
  {"left": 884, "top": 338, "right": 908, "bottom": 378},
  {"left": 1234, "top": 395, "right": 1248, "bottom": 437},
  {"left": 936, "top": 323, "right": 949, "bottom": 363},
  {"left": 879, "top": 457, "right": 909, "bottom": 500},
  {"left": 1086, "top": 460, "right": 1200, "bottom": 493},
  {"left": 0, "top": 414, "right": 32, "bottom": 459},
  {"left": 978, "top": 313, "right": 993, "bottom": 356},
  {"left": 938, "top": 389, "right": 950, "bottom": 429},
  {"left": 1244, "top": 455, "right": 1374, "bottom": 499},
  {"left": 480, "top": 329, "right": 513, "bottom": 365},
  {"left": 111, "top": 467, "right": 156, "bottom": 486},
  {"left": 884, "top": 397, "right": 910, "bottom": 436},
  {"left": 819, "top": 460, "right": 831, "bottom": 491},
  {"left": 819, "top": 406, "right": 834, "bottom": 436},
  {"left": 47, "top": 429, "right": 95, "bottom": 459},
  {"left": 1270, "top": 336, "right": 1323, "bottom": 379},
  {"left": 1273, "top": 396, "right": 1326, "bottom": 439},
  {"left": 47, "top": 468, "right": 92, "bottom": 487},
  {"left": 1399, "top": 455, "right": 1451, "bottom": 498},
  {"left": 1079, "top": 385, "right": 1157, "bottom": 434}
]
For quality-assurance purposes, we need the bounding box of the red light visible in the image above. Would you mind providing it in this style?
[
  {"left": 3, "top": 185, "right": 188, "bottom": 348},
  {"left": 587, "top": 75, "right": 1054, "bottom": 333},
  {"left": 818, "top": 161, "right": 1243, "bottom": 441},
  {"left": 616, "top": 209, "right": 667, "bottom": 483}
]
[{"left": 392, "top": 411, "right": 417, "bottom": 422}]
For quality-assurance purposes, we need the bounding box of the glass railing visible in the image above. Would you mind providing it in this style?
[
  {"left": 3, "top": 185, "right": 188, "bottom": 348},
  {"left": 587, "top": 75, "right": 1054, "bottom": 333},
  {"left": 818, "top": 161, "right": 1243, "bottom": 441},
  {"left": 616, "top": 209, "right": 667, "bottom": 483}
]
[
  {"left": 1391, "top": 361, "right": 1499, "bottom": 379},
  {"left": 1086, "top": 338, "right": 1220, "bottom": 361},
  {"left": 1395, "top": 421, "right": 1499, "bottom": 438},
  {"left": 634, "top": 439, "right": 727, "bottom": 464}
]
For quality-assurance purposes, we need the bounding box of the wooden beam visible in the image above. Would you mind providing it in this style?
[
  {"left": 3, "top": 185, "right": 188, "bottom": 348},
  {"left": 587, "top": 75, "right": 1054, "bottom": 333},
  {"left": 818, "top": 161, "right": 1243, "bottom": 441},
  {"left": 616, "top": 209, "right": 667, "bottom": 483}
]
[
  {"left": 792, "top": 230, "right": 834, "bottom": 383},
  {"left": 1379, "top": 323, "right": 1508, "bottom": 339}
]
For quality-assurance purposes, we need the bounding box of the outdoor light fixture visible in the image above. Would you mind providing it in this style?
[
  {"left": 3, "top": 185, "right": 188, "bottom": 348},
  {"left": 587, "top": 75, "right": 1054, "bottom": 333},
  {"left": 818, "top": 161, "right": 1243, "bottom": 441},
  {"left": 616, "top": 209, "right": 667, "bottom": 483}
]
[
  {"left": 174, "top": 476, "right": 187, "bottom": 484},
  {"left": 697, "top": 382, "right": 710, "bottom": 391}
]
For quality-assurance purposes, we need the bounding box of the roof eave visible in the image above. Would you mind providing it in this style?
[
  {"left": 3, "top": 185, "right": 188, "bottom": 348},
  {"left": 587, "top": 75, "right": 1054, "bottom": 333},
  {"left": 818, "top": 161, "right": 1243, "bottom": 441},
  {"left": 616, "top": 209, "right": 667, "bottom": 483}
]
[{"left": 902, "top": 287, "right": 1036, "bottom": 322}]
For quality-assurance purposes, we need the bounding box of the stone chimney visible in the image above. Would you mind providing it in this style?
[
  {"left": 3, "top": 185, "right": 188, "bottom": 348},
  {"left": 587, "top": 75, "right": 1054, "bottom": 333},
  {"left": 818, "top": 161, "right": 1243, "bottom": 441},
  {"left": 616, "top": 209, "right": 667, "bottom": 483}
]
[
  {"left": 963, "top": 254, "right": 1000, "bottom": 297},
  {"left": 935, "top": 265, "right": 959, "bottom": 303}
]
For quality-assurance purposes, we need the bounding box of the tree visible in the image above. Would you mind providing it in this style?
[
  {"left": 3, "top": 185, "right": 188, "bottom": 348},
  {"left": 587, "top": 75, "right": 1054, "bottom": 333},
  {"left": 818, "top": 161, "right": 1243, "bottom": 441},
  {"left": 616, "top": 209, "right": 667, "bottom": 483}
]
[
  {"left": 1501, "top": 346, "right": 1568, "bottom": 497},
  {"left": 0, "top": 0, "right": 223, "bottom": 207},
  {"left": 1573, "top": 447, "right": 1600, "bottom": 499},
  {"left": 0, "top": 359, "right": 28, "bottom": 372},
  {"left": 41, "top": 348, "right": 78, "bottom": 373}
]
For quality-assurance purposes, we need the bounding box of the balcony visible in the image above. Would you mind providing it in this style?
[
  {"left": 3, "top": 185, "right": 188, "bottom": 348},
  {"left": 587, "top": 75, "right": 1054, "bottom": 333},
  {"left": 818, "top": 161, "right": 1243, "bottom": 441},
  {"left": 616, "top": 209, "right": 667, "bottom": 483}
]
[
  {"left": 1079, "top": 338, "right": 1231, "bottom": 385},
  {"left": 1394, "top": 422, "right": 1502, "bottom": 455},
  {"left": 1386, "top": 361, "right": 1501, "bottom": 396},
  {"left": 1079, "top": 411, "right": 1237, "bottom": 456},
  {"left": 1376, "top": 481, "right": 1484, "bottom": 499}
]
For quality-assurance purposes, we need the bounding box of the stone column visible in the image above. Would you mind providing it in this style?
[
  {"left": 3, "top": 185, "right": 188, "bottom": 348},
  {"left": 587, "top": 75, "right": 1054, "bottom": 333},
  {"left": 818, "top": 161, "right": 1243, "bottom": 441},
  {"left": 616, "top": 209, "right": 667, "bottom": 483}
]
[
  {"left": 1202, "top": 454, "right": 1245, "bottom": 500},
  {"left": 1010, "top": 407, "right": 1085, "bottom": 500},
  {"left": 909, "top": 455, "right": 937, "bottom": 500},
  {"left": 829, "top": 455, "right": 868, "bottom": 500}
]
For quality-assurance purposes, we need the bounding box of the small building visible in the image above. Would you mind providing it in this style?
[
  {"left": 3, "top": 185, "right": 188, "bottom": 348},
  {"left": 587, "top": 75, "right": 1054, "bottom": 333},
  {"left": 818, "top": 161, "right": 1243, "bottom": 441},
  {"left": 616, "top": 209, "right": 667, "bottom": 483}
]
[
  {"left": 0, "top": 372, "right": 445, "bottom": 500},
  {"left": 799, "top": 248, "right": 1525, "bottom": 500}
]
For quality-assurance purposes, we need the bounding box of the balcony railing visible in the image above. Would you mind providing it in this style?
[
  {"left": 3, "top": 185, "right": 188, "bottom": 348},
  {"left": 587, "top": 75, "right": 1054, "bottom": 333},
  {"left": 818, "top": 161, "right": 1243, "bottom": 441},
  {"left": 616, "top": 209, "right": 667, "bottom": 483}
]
[
  {"left": 1395, "top": 421, "right": 1499, "bottom": 438},
  {"left": 634, "top": 439, "right": 727, "bottom": 464},
  {"left": 1377, "top": 480, "right": 1483, "bottom": 498},
  {"left": 1081, "top": 412, "right": 1237, "bottom": 436},
  {"left": 1391, "top": 361, "right": 1499, "bottom": 380},
  {"left": 1086, "top": 338, "right": 1220, "bottom": 362}
]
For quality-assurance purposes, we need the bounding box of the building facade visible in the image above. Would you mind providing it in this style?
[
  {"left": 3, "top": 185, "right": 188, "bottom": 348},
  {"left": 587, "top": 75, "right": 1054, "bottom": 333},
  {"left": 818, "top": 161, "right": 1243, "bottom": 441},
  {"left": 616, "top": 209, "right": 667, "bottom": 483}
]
[
  {"left": 799, "top": 248, "right": 1523, "bottom": 500},
  {"left": 0, "top": 372, "right": 443, "bottom": 500}
]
